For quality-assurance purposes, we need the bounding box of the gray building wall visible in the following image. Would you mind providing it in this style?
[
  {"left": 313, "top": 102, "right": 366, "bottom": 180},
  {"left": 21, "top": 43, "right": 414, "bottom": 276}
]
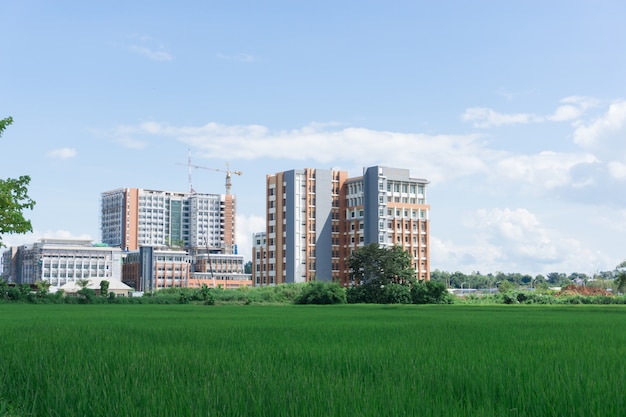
[
  {"left": 284, "top": 170, "right": 297, "bottom": 283},
  {"left": 314, "top": 169, "right": 333, "bottom": 281},
  {"left": 363, "top": 166, "right": 382, "bottom": 245}
]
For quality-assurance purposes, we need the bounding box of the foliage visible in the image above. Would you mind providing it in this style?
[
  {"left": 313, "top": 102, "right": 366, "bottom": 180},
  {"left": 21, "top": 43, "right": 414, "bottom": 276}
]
[
  {"left": 0, "top": 117, "right": 36, "bottom": 247},
  {"left": 77, "top": 288, "right": 96, "bottom": 303},
  {"left": 411, "top": 280, "right": 453, "bottom": 304},
  {"left": 346, "top": 243, "right": 417, "bottom": 304},
  {"left": 348, "top": 243, "right": 415, "bottom": 286},
  {"left": 614, "top": 260, "right": 626, "bottom": 294},
  {"left": 35, "top": 280, "right": 50, "bottom": 298},
  {"left": 99, "top": 280, "right": 109, "bottom": 296},
  {"left": 294, "top": 281, "right": 346, "bottom": 305}
]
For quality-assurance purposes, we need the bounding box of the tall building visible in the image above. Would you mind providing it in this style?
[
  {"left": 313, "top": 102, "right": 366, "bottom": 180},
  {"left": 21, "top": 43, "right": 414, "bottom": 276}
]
[
  {"left": 254, "top": 169, "right": 347, "bottom": 285},
  {"left": 252, "top": 166, "right": 430, "bottom": 286},
  {"left": 101, "top": 188, "right": 236, "bottom": 253},
  {"left": 346, "top": 166, "right": 430, "bottom": 281}
]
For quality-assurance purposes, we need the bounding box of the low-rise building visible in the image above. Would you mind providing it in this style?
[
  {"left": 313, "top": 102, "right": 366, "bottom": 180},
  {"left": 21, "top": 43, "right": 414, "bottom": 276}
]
[
  {"left": 1, "top": 238, "right": 123, "bottom": 289},
  {"left": 121, "top": 246, "right": 252, "bottom": 291}
]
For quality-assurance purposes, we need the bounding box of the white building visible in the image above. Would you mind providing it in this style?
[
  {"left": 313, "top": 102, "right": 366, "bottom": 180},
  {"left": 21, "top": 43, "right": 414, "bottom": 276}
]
[
  {"left": 1, "top": 238, "right": 123, "bottom": 287},
  {"left": 101, "top": 188, "right": 237, "bottom": 253}
]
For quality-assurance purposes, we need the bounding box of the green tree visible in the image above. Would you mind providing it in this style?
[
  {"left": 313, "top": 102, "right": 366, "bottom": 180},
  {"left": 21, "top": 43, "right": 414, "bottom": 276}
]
[
  {"left": 498, "top": 280, "right": 515, "bottom": 293},
  {"left": 244, "top": 261, "right": 252, "bottom": 274},
  {"left": 294, "top": 281, "right": 347, "bottom": 305},
  {"left": 348, "top": 243, "right": 415, "bottom": 286},
  {"left": 614, "top": 261, "right": 626, "bottom": 294},
  {"left": 411, "top": 280, "right": 453, "bottom": 304},
  {"left": 0, "top": 117, "right": 36, "bottom": 247},
  {"left": 35, "top": 280, "right": 51, "bottom": 298},
  {"left": 347, "top": 243, "right": 416, "bottom": 303},
  {"left": 99, "top": 280, "right": 110, "bottom": 297},
  {"left": 76, "top": 279, "right": 95, "bottom": 302}
]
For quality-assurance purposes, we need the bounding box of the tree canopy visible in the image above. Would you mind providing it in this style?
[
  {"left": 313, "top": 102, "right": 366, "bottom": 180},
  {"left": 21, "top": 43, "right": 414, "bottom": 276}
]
[
  {"left": 615, "top": 261, "right": 626, "bottom": 294},
  {"left": 347, "top": 243, "right": 415, "bottom": 287},
  {"left": 0, "top": 117, "right": 35, "bottom": 247}
]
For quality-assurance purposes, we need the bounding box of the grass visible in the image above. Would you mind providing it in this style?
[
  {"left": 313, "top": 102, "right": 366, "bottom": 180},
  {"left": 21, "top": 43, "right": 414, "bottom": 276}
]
[{"left": 0, "top": 304, "right": 625, "bottom": 416}]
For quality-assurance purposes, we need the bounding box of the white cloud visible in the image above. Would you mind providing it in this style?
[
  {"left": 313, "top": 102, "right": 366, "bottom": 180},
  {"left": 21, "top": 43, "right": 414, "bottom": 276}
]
[
  {"left": 607, "top": 161, "right": 626, "bottom": 180},
  {"left": 548, "top": 105, "right": 582, "bottom": 122},
  {"left": 431, "top": 208, "right": 607, "bottom": 275},
  {"left": 128, "top": 45, "right": 172, "bottom": 61},
  {"left": 115, "top": 137, "right": 147, "bottom": 149},
  {"left": 462, "top": 107, "right": 542, "bottom": 128},
  {"left": 47, "top": 147, "right": 76, "bottom": 159},
  {"left": 217, "top": 53, "right": 255, "bottom": 63},
  {"left": 573, "top": 100, "right": 626, "bottom": 147},
  {"left": 464, "top": 96, "right": 600, "bottom": 127},
  {"left": 548, "top": 96, "right": 600, "bottom": 122},
  {"left": 492, "top": 151, "right": 599, "bottom": 190},
  {"left": 109, "top": 121, "right": 498, "bottom": 184}
]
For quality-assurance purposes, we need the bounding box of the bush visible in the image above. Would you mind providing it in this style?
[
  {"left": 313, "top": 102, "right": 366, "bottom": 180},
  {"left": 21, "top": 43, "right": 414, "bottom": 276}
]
[
  {"left": 378, "top": 284, "right": 412, "bottom": 304},
  {"left": 411, "top": 281, "right": 452, "bottom": 304},
  {"left": 294, "top": 281, "right": 346, "bottom": 305}
]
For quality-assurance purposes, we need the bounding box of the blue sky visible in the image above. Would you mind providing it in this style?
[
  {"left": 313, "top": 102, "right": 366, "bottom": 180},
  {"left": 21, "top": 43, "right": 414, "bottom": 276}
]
[{"left": 2, "top": 0, "right": 626, "bottom": 276}]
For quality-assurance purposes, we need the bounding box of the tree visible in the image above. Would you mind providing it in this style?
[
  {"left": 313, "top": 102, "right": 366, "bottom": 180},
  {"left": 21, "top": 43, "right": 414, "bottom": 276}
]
[
  {"left": 614, "top": 261, "right": 626, "bottom": 294},
  {"left": 35, "top": 280, "right": 51, "bottom": 298},
  {"left": 294, "top": 281, "right": 347, "bottom": 305},
  {"left": 76, "top": 279, "right": 95, "bottom": 302},
  {"left": 99, "top": 280, "right": 110, "bottom": 297},
  {"left": 244, "top": 261, "right": 252, "bottom": 274},
  {"left": 0, "top": 117, "right": 35, "bottom": 247},
  {"left": 348, "top": 243, "right": 415, "bottom": 286},
  {"left": 347, "top": 243, "right": 416, "bottom": 304}
]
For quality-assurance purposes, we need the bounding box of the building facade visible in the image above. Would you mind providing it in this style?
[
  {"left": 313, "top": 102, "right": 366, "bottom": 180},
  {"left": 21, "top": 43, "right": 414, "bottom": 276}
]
[
  {"left": 346, "top": 166, "right": 430, "bottom": 281},
  {"left": 121, "top": 247, "right": 191, "bottom": 292},
  {"left": 252, "top": 166, "right": 430, "bottom": 286},
  {"left": 188, "top": 252, "right": 251, "bottom": 289},
  {"left": 101, "top": 188, "right": 236, "bottom": 253},
  {"left": 1, "top": 238, "right": 123, "bottom": 287},
  {"left": 252, "top": 232, "right": 268, "bottom": 285},
  {"left": 121, "top": 247, "right": 250, "bottom": 291},
  {"left": 254, "top": 169, "right": 347, "bottom": 285}
]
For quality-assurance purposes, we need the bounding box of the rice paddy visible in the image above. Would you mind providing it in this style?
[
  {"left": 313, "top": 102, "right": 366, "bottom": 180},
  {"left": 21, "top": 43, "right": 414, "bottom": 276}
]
[{"left": 1, "top": 304, "right": 625, "bottom": 416}]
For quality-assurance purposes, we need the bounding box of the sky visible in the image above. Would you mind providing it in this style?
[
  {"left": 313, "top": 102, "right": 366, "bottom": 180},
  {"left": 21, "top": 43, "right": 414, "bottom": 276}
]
[{"left": 2, "top": 0, "right": 626, "bottom": 276}]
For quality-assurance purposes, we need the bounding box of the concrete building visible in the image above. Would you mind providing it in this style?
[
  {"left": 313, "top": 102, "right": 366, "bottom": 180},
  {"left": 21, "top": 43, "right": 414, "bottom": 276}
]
[
  {"left": 1, "top": 238, "right": 123, "bottom": 287},
  {"left": 121, "top": 247, "right": 191, "bottom": 292},
  {"left": 254, "top": 169, "right": 347, "bottom": 285},
  {"left": 121, "top": 246, "right": 251, "bottom": 292},
  {"left": 101, "top": 188, "right": 236, "bottom": 253},
  {"left": 253, "top": 166, "right": 430, "bottom": 286},
  {"left": 1, "top": 246, "right": 19, "bottom": 282},
  {"left": 188, "top": 252, "right": 251, "bottom": 289},
  {"left": 60, "top": 278, "right": 133, "bottom": 297},
  {"left": 346, "top": 166, "right": 430, "bottom": 281},
  {"left": 252, "top": 232, "right": 268, "bottom": 286}
]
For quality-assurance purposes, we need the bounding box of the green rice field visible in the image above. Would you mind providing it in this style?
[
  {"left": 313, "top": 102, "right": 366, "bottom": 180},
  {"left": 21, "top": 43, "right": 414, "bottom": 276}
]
[{"left": 1, "top": 304, "right": 625, "bottom": 416}]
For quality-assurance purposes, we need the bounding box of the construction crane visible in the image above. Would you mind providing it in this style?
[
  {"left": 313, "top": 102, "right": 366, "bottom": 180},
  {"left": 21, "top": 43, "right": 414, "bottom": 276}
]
[{"left": 177, "top": 151, "right": 242, "bottom": 195}]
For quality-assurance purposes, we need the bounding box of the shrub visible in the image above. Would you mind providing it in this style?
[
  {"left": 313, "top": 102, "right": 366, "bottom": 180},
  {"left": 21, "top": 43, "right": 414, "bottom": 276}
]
[
  {"left": 379, "top": 284, "right": 412, "bottom": 304},
  {"left": 411, "top": 281, "right": 452, "bottom": 304},
  {"left": 294, "top": 281, "right": 346, "bottom": 305}
]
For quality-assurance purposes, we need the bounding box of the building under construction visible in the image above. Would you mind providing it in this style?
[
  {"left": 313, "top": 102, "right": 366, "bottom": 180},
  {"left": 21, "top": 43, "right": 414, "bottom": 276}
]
[{"left": 100, "top": 188, "right": 237, "bottom": 254}]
